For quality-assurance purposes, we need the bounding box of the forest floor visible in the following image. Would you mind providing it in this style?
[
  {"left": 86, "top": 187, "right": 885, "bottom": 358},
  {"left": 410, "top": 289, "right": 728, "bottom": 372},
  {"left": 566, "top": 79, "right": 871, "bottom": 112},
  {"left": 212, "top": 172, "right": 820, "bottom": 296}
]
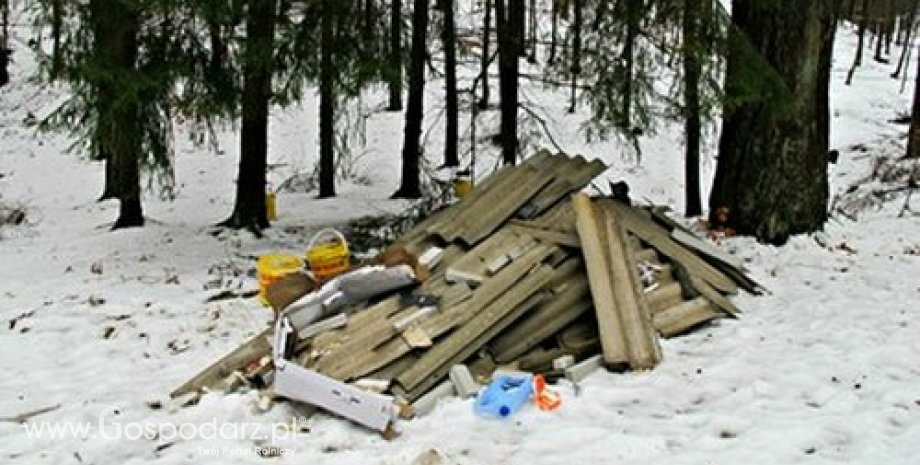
[{"left": 1, "top": 15, "right": 919, "bottom": 465}]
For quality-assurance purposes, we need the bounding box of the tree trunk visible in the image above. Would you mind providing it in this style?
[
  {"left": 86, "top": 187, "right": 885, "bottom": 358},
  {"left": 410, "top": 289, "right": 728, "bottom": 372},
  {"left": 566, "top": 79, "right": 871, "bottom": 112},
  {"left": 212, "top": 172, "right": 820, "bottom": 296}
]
[
  {"left": 393, "top": 0, "right": 428, "bottom": 198},
  {"left": 892, "top": 0, "right": 917, "bottom": 78},
  {"left": 875, "top": 0, "right": 891, "bottom": 62},
  {"left": 388, "top": 0, "right": 403, "bottom": 111},
  {"left": 846, "top": 0, "right": 869, "bottom": 84},
  {"left": 906, "top": 43, "right": 920, "bottom": 158},
  {"left": 478, "top": 0, "right": 492, "bottom": 109},
  {"left": 568, "top": 0, "right": 581, "bottom": 113},
  {"left": 441, "top": 0, "right": 459, "bottom": 167},
  {"left": 51, "top": 0, "right": 63, "bottom": 79},
  {"left": 711, "top": 0, "right": 836, "bottom": 245},
  {"left": 683, "top": 0, "right": 703, "bottom": 217},
  {"left": 527, "top": 0, "right": 537, "bottom": 63},
  {"left": 319, "top": 0, "right": 336, "bottom": 198},
  {"left": 548, "top": 0, "right": 558, "bottom": 64},
  {"left": 0, "top": 0, "right": 8, "bottom": 87},
  {"left": 89, "top": 0, "right": 144, "bottom": 229},
  {"left": 225, "top": 0, "right": 277, "bottom": 231},
  {"left": 497, "top": 0, "right": 523, "bottom": 165},
  {"left": 621, "top": 0, "right": 641, "bottom": 129}
]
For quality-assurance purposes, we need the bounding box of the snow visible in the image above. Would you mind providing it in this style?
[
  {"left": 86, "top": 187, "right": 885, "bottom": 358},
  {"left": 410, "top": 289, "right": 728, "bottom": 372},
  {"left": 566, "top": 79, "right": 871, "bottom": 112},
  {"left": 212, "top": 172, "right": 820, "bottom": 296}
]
[{"left": 2, "top": 15, "right": 919, "bottom": 465}]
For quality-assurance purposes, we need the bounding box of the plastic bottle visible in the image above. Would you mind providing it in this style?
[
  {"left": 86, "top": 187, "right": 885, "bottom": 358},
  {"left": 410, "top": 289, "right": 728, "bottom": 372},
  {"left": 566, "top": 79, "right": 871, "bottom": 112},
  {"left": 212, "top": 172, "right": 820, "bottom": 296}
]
[{"left": 473, "top": 373, "right": 534, "bottom": 418}]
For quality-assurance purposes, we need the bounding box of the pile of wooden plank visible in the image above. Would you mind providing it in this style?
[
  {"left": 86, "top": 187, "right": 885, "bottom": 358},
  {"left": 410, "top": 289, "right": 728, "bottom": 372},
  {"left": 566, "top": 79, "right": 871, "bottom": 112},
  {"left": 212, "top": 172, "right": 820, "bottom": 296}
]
[{"left": 172, "top": 151, "right": 762, "bottom": 433}]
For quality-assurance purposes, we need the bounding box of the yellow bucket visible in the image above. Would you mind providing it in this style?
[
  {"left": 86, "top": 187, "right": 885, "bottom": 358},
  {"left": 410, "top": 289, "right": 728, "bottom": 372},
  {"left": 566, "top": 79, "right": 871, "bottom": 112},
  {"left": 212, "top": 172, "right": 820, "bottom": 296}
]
[
  {"left": 266, "top": 191, "right": 277, "bottom": 221},
  {"left": 256, "top": 254, "right": 304, "bottom": 306},
  {"left": 453, "top": 177, "right": 472, "bottom": 198},
  {"left": 306, "top": 228, "right": 350, "bottom": 282}
]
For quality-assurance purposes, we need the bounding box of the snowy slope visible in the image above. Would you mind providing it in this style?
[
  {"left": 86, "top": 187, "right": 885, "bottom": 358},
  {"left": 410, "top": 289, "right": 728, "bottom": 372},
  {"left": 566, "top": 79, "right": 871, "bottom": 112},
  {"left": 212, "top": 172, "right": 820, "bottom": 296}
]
[{"left": 1, "top": 15, "right": 919, "bottom": 465}]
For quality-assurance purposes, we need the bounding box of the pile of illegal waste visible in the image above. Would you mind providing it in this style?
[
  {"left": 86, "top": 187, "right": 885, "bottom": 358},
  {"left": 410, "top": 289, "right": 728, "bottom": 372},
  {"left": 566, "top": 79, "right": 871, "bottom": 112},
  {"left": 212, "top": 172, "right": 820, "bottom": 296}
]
[{"left": 172, "top": 150, "right": 762, "bottom": 436}]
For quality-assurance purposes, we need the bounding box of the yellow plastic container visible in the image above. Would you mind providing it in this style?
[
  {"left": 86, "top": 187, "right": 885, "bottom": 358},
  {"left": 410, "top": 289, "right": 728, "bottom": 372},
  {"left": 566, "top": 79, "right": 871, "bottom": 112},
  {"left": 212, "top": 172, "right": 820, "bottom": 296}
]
[
  {"left": 306, "top": 228, "right": 350, "bottom": 282},
  {"left": 266, "top": 191, "right": 277, "bottom": 221},
  {"left": 256, "top": 254, "right": 304, "bottom": 306},
  {"left": 453, "top": 177, "right": 472, "bottom": 199}
]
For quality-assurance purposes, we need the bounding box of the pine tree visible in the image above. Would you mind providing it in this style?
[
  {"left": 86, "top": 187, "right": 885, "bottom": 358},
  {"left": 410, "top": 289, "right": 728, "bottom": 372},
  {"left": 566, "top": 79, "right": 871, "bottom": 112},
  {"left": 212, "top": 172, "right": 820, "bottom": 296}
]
[
  {"left": 223, "top": 0, "right": 278, "bottom": 231},
  {"left": 440, "top": 0, "right": 460, "bottom": 168},
  {"left": 393, "top": 0, "right": 429, "bottom": 198},
  {"left": 388, "top": 0, "right": 404, "bottom": 111},
  {"left": 496, "top": 0, "right": 524, "bottom": 165}
]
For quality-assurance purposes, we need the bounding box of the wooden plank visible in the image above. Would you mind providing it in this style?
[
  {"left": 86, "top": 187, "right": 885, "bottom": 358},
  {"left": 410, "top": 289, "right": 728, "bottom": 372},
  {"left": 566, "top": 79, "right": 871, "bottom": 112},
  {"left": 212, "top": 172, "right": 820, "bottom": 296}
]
[
  {"left": 320, "top": 246, "right": 555, "bottom": 380},
  {"left": 596, "top": 201, "right": 662, "bottom": 370},
  {"left": 653, "top": 297, "right": 720, "bottom": 337},
  {"left": 611, "top": 202, "right": 739, "bottom": 295},
  {"left": 690, "top": 276, "right": 742, "bottom": 317},
  {"left": 171, "top": 328, "right": 272, "bottom": 398},
  {"left": 395, "top": 290, "right": 550, "bottom": 401},
  {"left": 573, "top": 193, "right": 629, "bottom": 367},
  {"left": 671, "top": 228, "right": 745, "bottom": 269},
  {"left": 508, "top": 222, "right": 582, "bottom": 248},
  {"left": 395, "top": 266, "right": 555, "bottom": 392},
  {"left": 491, "top": 277, "right": 592, "bottom": 364},
  {"left": 646, "top": 281, "right": 684, "bottom": 315}
]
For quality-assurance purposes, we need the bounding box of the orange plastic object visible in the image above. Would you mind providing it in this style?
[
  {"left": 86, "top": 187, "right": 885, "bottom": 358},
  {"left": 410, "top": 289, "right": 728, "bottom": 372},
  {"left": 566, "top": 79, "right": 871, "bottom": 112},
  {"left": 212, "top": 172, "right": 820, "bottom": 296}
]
[{"left": 532, "top": 374, "right": 561, "bottom": 411}]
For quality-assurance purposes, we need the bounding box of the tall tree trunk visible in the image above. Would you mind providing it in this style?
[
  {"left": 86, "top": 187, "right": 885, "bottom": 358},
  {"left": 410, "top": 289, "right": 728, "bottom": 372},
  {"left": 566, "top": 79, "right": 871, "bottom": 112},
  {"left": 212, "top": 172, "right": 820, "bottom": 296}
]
[
  {"left": 319, "top": 0, "right": 336, "bottom": 198},
  {"left": 892, "top": 0, "right": 918, "bottom": 78},
  {"left": 846, "top": 0, "right": 869, "bottom": 84},
  {"left": 0, "top": 0, "right": 8, "bottom": 87},
  {"left": 621, "top": 0, "right": 641, "bottom": 129},
  {"left": 568, "top": 0, "right": 582, "bottom": 113},
  {"left": 89, "top": 0, "right": 143, "bottom": 228},
  {"left": 478, "top": 0, "right": 492, "bottom": 109},
  {"left": 225, "top": 0, "right": 277, "bottom": 231},
  {"left": 388, "top": 0, "right": 403, "bottom": 111},
  {"left": 683, "top": 0, "right": 703, "bottom": 217},
  {"left": 875, "top": 0, "right": 891, "bottom": 62},
  {"left": 51, "top": 0, "right": 63, "bottom": 79},
  {"left": 906, "top": 43, "right": 920, "bottom": 158},
  {"left": 548, "top": 0, "right": 558, "bottom": 64},
  {"left": 711, "top": 0, "right": 836, "bottom": 245},
  {"left": 393, "top": 0, "right": 429, "bottom": 198},
  {"left": 111, "top": 5, "right": 143, "bottom": 230},
  {"left": 527, "top": 0, "right": 537, "bottom": 63},
  {"left": 440, "top": 0, "right": 459, "bottom": 167},
  {"left": 496, "top": 0, "right": 523, "bottom": 165}
]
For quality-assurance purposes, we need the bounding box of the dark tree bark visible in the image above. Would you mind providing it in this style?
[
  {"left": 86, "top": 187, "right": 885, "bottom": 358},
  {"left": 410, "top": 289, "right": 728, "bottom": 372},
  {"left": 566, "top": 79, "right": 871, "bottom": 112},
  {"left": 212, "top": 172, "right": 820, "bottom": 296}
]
[
  {"left": 88, "top": 0, "right": 144, "bottom": 229},
  {"left": 225, "top": 0, "right": 277, "bottom": 231},
  {"left": 440, "top": 0, "right": 459, "bottom": 167},
  {"left": 621, "top": 0, "right": 641, "bottom": 129},
  {"left": 891, "top": 0, "right": 917, "bottom": 78},
  {"left": 683, "top": 0, "right": 703, "bottom": 217},
  {"left": 845, "top": 0, "right": 869, "bottom": 85},
  {"left": 393, "top": 0, "right": 429, "bottom": 198},
  {"left": 711, "top": 0, "right": 837, "bottom": 245},
  {"left": 50, "top": 0, "right": 64, "bottom": 79},
  {"left": 319, "top": 0, "right": 336, "bottom": 198},
  {"left": 548, "top": 0, "right": 558, "bottom": 64},
  {"left": 527, "top": 0, "right": 537, "bottom": 63},
  {"left": 568, "top": 0, "right": 581, "bottom": 113},
  {"left": 0, "top": 0, "right": 8, "bottom": 87},
  {"left": 496, "top": 0, "right": 523, "bottom": 165},
  {"left": 875, "top": 0, "right": 892, "bottom": 62},
  {"left": 906, "top": 43, "right": 920, "bottom": 158},
  {"left": 478, "top": 0, "right": 492, "bottom": 109},
  {"left": 388, "top": 0, "right": 403, "bottom": 111}
]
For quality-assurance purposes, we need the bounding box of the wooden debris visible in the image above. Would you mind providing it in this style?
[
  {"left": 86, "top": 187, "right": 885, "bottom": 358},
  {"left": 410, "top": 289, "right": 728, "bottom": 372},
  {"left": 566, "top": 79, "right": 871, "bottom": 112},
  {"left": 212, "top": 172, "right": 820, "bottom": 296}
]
[{"left": 174, "top": 153, "right": 762, "bottom": 434}]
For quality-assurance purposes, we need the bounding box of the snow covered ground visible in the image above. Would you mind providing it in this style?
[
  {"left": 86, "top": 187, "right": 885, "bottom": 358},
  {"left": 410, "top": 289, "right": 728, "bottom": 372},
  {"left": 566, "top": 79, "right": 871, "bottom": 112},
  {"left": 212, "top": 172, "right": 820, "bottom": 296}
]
[{"left": 1, "top": 18, "right": 918, "bottom": 465}]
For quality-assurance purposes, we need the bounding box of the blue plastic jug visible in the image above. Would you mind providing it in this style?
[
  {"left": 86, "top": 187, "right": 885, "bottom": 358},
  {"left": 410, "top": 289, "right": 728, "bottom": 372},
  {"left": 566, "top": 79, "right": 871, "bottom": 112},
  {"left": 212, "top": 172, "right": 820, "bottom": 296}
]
[{"left": 474, "top": 373, "right": 534, "bottom": 418}]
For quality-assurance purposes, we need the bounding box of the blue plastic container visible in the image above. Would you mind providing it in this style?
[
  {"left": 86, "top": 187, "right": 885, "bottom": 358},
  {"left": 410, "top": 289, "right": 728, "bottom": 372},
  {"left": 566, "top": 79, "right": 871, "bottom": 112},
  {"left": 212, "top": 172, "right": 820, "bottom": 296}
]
[{"left": 474, "top": 373, "right": 534, "bottom": 418}]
